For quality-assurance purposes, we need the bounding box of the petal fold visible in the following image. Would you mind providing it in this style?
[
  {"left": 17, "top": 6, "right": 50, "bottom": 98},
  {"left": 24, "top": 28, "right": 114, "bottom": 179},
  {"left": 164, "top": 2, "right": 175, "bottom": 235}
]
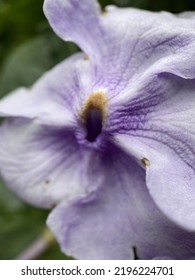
[
  {"left": 44, "top": 1, "right": 195, "bottom": 100},
  {"left": 43, "top": 0, "right": 105, "bottom": 60},
  {"left": 116, "top": 130, "right": 195, "bottom": 231},
  {"left": 47, "top": 144, "right": 195, "bottom": 259},
  {"left": 112, "top": 70, "right": 195, "bottom": 231},
  {"left": 0, "top": 53, "right": 95, "bottom": 127},
  {"left": 0, "top": 119, "right": 84, "bottom": 208}
]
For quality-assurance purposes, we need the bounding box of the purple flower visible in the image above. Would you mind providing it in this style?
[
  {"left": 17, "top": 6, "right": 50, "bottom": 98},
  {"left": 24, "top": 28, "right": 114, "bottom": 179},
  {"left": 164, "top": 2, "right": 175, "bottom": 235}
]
[{"left": 1, "top": 0, "right": 195, "bottom": 259}]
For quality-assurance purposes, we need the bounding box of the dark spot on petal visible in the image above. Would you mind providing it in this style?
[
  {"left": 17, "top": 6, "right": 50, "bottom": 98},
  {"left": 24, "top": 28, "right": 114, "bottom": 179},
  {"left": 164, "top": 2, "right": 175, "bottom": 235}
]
[
  {"left": 86, "top": 108, "right": 102, "bottom": 142},
  {"left": 45, "top": 179, "right": 50, "bottom": 184},
  {"left": 141, "top": 157, "right": 150, "bottom": 167},
  {"left": 101, "top": 7, "right": 108, "bottom": 16},
  {"left": 83, "top": 54, "right": 90, "bottom": 61},
  {"left": 132, "top": 246, "right": 140, "bottom": 260},
  {"left": 51, "top": 203, "right": 57, "bottom": 209}
]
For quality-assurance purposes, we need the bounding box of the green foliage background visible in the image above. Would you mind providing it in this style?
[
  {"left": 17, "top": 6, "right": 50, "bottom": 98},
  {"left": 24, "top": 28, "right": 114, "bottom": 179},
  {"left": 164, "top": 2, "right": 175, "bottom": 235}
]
[{"left": 0, "top": 0, "right": 194, "bottom": 259}]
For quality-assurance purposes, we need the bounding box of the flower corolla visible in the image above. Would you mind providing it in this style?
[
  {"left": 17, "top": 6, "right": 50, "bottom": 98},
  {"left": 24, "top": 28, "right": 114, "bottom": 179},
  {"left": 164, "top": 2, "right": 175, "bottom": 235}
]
[{"left": 1, "top": 0, "right": 195, "bottom": 259}]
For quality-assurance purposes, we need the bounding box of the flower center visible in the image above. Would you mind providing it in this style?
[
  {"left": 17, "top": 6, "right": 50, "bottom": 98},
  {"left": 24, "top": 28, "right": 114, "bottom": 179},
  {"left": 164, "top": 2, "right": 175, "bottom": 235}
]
[
  {"left": 80, "top": 91, "right": 107, "bottom": 143},
  {"left": 86, "top": 107, "right": 102, "bottom": 142}
]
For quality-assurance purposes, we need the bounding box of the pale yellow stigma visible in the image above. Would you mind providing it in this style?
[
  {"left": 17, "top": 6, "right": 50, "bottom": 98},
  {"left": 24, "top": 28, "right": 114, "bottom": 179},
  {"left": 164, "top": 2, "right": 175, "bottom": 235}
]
[{"left": 80, "top": 91, "right": 107, "bottom": 124}]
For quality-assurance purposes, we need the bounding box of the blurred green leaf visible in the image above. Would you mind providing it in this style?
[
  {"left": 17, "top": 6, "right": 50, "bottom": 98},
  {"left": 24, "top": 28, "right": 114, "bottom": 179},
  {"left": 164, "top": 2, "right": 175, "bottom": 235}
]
[
  {"left": 0, "top": 178, "right": 48, "bottom": 259},
  {"left": 0, "top": 179, "right": 69, "bottom": 260},
  {"left": 99, "top": 0, "right": 188, "bottom": 12},
  {"left": 0, "top": 0, "right": 46, "bottom": 64},
  {"left": 39, "top": 243, "right": 73, "bottom": 260},
  {"left": 0, "top": 180, "right": 25, "bottom": 211},
  {"left": 0, "top": 32, "right": 78, "bottom": 97}
]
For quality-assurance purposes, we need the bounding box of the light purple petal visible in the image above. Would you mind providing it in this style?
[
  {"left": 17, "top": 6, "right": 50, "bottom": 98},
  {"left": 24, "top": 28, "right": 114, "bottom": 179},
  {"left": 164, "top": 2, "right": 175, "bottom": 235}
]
[
  {"left": 0, "top": 53, "right": 95, "bottom": 126},
  {"left": 0, "top": 119, "right": 94, "bottom": 208},
  {"left": 43, "top": 0, "right": 105, "bottom": 61},
  {"left": 44, "top": 0, "right": 195, "bottom": 99},
  {"left": 116, "top": 126, "right": 195, "bottom": 231},
  {"left": 47, "top": 144, "right": 195, "bottom": 259},
  {"left": 111, "top": 63, "right": 195, "bottom": 231},
  {"left": 0, "top": 53, "right": 94, "bottom": 208},
  {"left": 0, "top": 49, "right": 108, "bottom": 208},
  {"left": 152, "top": 257, "right": 173, "bottom": 260}
]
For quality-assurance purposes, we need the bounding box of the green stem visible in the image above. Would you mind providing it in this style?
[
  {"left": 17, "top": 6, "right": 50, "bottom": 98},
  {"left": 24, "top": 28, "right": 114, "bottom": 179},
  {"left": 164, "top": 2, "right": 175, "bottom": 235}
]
[{"left": 15, "top": 228, "right": 55, "bottom": 260}]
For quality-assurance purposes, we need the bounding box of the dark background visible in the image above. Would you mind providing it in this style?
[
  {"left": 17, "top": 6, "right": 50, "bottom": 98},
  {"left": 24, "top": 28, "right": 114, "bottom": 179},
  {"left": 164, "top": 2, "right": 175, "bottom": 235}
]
[{"left": 0, "top": 0, "right": 194, "bottom": 259}]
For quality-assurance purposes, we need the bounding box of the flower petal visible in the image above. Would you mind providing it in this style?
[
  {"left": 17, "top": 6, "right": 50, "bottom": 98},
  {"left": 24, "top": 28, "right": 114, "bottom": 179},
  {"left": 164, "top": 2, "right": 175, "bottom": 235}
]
[
  {"left": 0, "top": 47, "right": 107, "bottom": 209},
  {"left": 104, "top": 6, "right": 195, "bottom": 87},
  {"left": 44, "top": 0, "right": 195, "bottom": 97},
  {"left": 115, "top": 116, "right": 195, "bottom": 232},
  {"left": 0, "top": 118, "right": 97, "bottom": 208},
  {"left": 0, "top": 53, "right": 94, "bottom": 127},
  {"left": 112, "top": 66, "right": 195, "bottom": 231},
  {"left": 43, "top": 0, "right": 105, "bottom": 61},
  {"left": 47, "top": 144, "right": 195, "bottom": 259}
]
